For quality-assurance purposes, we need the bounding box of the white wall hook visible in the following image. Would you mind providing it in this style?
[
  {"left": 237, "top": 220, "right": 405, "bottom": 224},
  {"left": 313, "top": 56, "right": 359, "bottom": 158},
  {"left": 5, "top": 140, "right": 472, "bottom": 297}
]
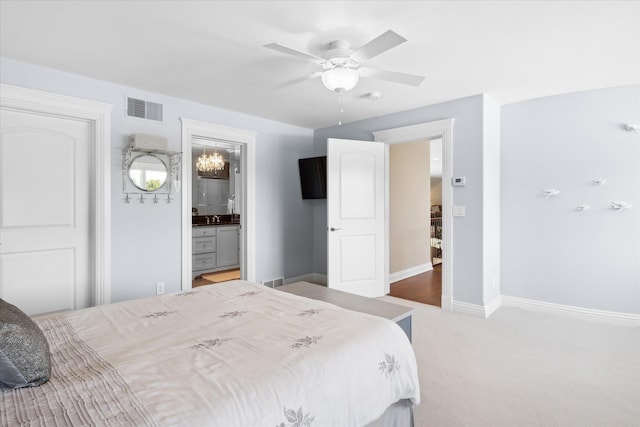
[
  {"left": 610, "top": 201, "right": 632, "bottom": 210},
  {"left": 592, "top": 178, "right": 606, "bottom": 185},
  {"left": 576, "top": 204, "right": 590, "bottom": 211},
  {"left": 624, "top": 123, "right": 640, "bottom": 133},
  {"left": 543, "top": 189, "right": 560, "bottom": 198}
]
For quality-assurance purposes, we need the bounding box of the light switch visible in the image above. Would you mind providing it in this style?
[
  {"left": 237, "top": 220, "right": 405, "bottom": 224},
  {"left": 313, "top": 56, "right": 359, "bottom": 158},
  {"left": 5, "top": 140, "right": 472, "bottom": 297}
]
[
  {"left": 452, "top": 177, "right": 466, "bottom": 186},
  {"left": 453, "top": 205, "right": 466, "bottom": 217}
]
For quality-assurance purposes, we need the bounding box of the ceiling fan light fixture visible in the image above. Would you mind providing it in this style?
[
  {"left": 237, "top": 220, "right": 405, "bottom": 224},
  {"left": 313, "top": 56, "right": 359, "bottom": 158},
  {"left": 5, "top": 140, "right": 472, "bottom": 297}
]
[{"left": 321, "top": 66, "right": 360, "bottom": 93}]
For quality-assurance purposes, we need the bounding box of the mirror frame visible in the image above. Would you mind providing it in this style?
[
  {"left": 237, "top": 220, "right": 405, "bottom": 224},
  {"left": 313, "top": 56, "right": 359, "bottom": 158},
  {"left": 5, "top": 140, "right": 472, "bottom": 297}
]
[{"left": 127, "top": 153, "right": 169, "bottom": 192}]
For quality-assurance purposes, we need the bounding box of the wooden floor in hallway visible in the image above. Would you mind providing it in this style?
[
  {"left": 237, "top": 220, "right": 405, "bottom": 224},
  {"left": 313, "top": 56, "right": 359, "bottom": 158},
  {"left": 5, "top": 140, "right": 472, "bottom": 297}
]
[{"left": 389, "top": 264, "right": 442, "bottom": 307}]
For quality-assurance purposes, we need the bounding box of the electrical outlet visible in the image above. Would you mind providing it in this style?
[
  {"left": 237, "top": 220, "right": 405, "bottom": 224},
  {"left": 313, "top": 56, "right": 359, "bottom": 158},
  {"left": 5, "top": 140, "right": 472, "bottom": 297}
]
[{"left": 156, "top": 282, "right": 165, "bottom": 295}]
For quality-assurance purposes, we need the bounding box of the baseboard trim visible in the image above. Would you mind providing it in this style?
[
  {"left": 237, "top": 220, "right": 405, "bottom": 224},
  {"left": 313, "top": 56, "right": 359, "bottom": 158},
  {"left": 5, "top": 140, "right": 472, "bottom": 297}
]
[
  {"left": 451, "top": 300, "right": 486, "bottom": 318},
  {"left": 390, "top": 263, "right": 433, "bottom": 284},
  {"left": 484, "top": 295, "right": 502, "bottom": 318},
  {"left": 450, "top": 295, "right": 502, "bottom": 318},
  {"left": 283, "top": 276, "right": 638, "bottom": 326},
  {"left": 502, "top": 295, "right": 640, "bottom": 327},
  {"left": 285, "top": 273, "right": 327, "bottom": 286},
  {"left": 441, "top": 295, "right": 452, "bottom": 312}
]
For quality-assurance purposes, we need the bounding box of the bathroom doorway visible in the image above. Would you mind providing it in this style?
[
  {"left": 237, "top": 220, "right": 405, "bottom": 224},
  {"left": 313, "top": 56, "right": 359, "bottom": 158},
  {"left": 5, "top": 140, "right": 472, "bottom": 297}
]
[
  {"left": 191, "top": 139, "right": 243, "bottom": 287},
  {"left": 180, "top": 118, "right": 257, "bottom": 290}
]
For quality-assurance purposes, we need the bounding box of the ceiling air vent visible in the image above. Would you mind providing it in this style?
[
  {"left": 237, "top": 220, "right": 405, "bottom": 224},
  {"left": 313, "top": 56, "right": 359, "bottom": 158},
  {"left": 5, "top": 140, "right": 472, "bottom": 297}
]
[{"left": 126, "top": 97, "right": 163, "bottom": 122}]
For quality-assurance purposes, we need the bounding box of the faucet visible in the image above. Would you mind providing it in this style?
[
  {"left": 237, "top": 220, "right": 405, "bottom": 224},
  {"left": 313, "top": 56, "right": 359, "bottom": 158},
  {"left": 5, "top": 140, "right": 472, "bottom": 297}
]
[
  {"left": 205, "top": 216, "right": 210, "bottom": 225},
  {"left": 214, "top": 215, "right": 220, "bottom": 224}
]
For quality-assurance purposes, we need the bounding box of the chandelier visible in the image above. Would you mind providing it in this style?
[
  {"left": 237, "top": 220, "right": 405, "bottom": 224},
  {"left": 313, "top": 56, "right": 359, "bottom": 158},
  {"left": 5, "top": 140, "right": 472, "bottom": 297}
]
[{"left": 196, "top": 148, "right": 225, "bottom": 172}]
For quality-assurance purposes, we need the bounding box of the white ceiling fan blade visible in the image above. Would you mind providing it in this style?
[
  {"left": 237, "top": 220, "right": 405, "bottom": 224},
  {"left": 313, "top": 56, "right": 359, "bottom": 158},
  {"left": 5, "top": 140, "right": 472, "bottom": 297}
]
[
  {"left": 350, "top": 30, "right": 407, "bottom": 63},
  {"left": 276, "top": 72, "right": 323, "bottom": 89},
  {"left": 360, "top": 67, "right": 425, "bottom": 86},
  {"left": 264, "top": 43, "right": 325, "bottom": 64}
]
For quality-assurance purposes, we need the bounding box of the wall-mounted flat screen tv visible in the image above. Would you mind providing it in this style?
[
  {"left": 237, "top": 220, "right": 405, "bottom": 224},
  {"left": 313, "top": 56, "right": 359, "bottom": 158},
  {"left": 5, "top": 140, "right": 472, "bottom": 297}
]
[{"left": 298, "top": 156, "right": 326, "bottom": 199}]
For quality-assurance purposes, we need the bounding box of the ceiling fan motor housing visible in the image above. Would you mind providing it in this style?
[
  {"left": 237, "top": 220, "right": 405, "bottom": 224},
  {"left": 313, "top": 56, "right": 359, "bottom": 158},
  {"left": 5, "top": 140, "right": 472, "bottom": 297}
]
[{"left": 322, "top": 40, "right": 357, "bottom": 67}]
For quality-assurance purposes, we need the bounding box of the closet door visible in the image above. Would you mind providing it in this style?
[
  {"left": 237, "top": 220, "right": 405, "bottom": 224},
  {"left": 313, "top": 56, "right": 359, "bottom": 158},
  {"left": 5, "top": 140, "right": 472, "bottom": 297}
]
[{"left": 0, "top": 109, "right": 92, "bottom": 315}]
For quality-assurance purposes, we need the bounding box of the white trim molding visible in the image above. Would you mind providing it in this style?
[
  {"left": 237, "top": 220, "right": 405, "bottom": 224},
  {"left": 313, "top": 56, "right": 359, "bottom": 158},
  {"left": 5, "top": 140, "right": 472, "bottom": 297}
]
[
  {"left": 484, "top": 295, "right": 503, "bottom": 318},
  {"left": 502, "top": 295, "right": 640, "bottom": 327},
  {"left": 389, "top": 263, "right": 433, "bottom": 284},
  {"left": 450, "top": 296, "right": 501, "bottom": 318},
  {"left": 180, "top": 118, "right": 256, "bottom": 289},
  {"left": 285, "top": 273, "right": 328, "bottom": 286},
  {"left": 452, "top": 300, "right": 486, "bottom": 318},
  {"left": 0, "top": 84, "right": 113, "bottom": 306},
  {"left": 373, "top": 119, "right": 455, "bottom": 311}
]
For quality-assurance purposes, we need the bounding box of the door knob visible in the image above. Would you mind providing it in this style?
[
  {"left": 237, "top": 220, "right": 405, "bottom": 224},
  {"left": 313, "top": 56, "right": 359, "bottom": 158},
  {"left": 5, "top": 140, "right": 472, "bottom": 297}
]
[{"left": 329, "top": 227, "right": 342, "bottom": 232}]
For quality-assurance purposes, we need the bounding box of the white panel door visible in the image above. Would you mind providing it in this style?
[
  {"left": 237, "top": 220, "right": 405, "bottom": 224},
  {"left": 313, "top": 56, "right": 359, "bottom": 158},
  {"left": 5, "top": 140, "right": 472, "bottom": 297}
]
[
  {"left": 0, "top": 109, "right": 91, "bottom": 315},
  {"left": 327, "top": 138, "right": 385, "bottom": 297}
]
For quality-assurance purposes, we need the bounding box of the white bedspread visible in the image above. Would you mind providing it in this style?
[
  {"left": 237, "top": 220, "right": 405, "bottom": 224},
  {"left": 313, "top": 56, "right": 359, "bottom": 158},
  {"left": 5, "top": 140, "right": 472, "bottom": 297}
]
[{"left": 1, "top": 280, "right": 420, "bottom": 426}]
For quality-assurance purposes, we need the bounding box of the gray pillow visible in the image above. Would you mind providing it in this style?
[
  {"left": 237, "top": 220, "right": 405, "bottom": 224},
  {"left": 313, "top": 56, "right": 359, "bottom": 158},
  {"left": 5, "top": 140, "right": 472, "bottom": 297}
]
[{"left": 0, "top": 299, "right": 51, "bottom": 388}]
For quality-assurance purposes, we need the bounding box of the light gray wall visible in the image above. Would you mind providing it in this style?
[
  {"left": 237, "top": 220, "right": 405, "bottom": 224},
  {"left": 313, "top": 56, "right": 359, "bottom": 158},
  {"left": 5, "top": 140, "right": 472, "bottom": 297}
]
[
  {"left": 0, "top": 58, "right": 315, "bottom": 302},
  {"left": 501, "top": 85, "right": 640, "bottom": 314},
  {"left": 313, "top": 95, "right": 488, "bottom": 306}
]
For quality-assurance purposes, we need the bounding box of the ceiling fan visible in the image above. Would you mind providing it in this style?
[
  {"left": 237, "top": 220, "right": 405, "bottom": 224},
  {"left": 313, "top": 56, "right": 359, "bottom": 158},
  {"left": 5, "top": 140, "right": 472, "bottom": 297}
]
[{"left": 264, "top": 30, "right": 425, "bottom": 93}]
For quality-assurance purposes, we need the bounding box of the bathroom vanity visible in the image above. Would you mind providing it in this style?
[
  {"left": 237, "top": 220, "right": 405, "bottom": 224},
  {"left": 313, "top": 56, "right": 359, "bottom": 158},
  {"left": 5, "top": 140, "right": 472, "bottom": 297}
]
[{"left": 192, "top": 217, "right": 240, "bottom": 278}]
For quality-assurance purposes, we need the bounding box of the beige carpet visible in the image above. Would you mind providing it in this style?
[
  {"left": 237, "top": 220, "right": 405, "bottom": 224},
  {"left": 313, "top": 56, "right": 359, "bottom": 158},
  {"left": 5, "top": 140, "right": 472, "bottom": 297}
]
[{"left": 378, "top": 296, "right": 640, "bottom": 427}]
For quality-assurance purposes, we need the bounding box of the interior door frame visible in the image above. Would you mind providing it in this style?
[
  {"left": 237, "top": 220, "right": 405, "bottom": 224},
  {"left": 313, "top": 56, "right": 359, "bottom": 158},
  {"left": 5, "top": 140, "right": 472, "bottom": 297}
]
[
  {"left": 0, "top": 84, "right": 113, "bottom": 306},
  {"left": 180, "top": 118, "right": 256, "bottom": 289},
  {"left": 373, "top": 119, "right": 454, "bottom": 311}
]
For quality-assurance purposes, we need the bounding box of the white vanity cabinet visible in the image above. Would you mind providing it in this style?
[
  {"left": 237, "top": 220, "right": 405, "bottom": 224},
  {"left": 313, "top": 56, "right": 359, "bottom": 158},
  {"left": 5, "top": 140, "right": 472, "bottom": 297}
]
[
  {"left": 192, "top": 226, "right": 217, "bottom": 278},
  {"left": 216, "top": 225, "right": 240, "bottom": 268},
  {"left": 192, "top": 224, "right": 240, "bottom": 278}
]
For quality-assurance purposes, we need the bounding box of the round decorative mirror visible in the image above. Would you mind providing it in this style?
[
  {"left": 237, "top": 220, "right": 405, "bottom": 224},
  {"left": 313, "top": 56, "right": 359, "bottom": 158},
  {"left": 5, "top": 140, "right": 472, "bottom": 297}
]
[{"left": 128, "top": 154, "right": 168, "bottom": 192}]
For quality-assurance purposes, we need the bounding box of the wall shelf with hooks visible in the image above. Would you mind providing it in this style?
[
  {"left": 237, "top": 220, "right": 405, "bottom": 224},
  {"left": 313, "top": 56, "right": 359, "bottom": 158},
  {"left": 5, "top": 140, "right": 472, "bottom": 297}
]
[{"left": 122, "top": 142, "right": 182, "bottom": 203}]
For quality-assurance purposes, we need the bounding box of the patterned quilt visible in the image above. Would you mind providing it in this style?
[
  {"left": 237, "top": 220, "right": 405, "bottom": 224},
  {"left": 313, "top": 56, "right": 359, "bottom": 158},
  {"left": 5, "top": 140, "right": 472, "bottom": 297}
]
[{"left": 1, "top": 280, "right": 420, "bottom": 426}]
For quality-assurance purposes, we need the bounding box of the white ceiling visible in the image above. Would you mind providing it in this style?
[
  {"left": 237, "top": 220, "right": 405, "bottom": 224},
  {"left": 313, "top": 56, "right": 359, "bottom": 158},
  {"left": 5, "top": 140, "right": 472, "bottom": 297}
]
[{"left": 1, "top": 1, "right": 638, "bottom": 129}]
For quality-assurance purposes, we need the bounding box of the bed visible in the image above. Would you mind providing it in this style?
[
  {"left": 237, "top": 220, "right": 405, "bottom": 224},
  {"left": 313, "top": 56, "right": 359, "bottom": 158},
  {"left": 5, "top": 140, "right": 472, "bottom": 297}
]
[{"left": 1, "top": 280, "right": 420, "bottom": 426}]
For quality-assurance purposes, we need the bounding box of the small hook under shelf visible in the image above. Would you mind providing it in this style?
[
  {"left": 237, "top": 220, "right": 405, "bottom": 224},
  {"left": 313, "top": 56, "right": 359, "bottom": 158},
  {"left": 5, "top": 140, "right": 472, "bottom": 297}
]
[
  {"left": 624, "top": 123, "right": 639, "bottom": 133},
  {"left": 610, "top": 201, "right": 632, "bottom": 210}
]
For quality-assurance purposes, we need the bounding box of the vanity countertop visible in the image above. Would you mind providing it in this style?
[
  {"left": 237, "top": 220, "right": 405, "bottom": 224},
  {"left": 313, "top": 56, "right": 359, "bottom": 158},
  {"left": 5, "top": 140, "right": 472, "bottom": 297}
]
[
  {"left": 192, "top": 214, "right": 240, "bottom": 227},
  {"left": 192, "top": 221, "right": 240, "bottom": 227}
]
